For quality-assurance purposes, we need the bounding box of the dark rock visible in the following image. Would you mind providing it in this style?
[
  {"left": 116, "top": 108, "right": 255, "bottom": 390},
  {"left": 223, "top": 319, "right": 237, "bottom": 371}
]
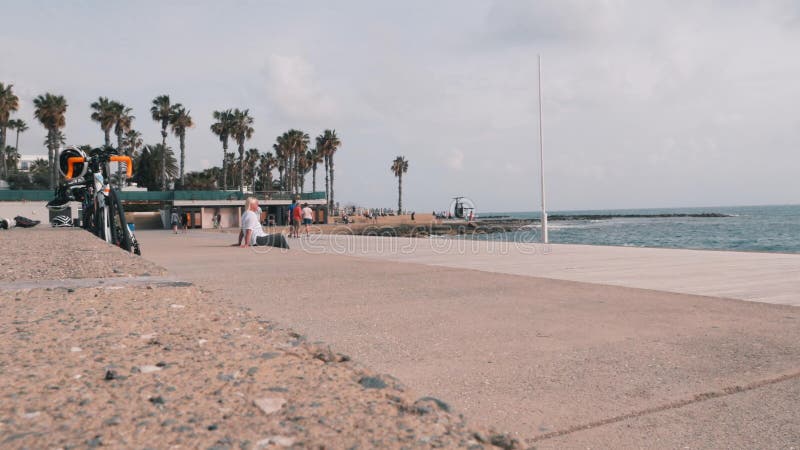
[
  {"left": 104, "top": 370, "right": 117, "bottom": 381},
  {"left": 489, "top": 433, "right": 519, "bottom": 450},
  {"left": 207, "top": 423, "right": 218, "bottom": 431},
  {"left": 148, "top": 396, "right": 165, "bottom": 405},
  {"left": 86, "top": 435, "right": 103, "bottom": 448},
  {"left": 358, "top": 376, "right": 387, "bottom": 389},
  {"left": 246, "top": 367, "right": 258, "bottom": 376},
  {"left": 260, "top": 352, "right": 280, "bottom": 360},
  {"left": 415, "top": 397, "right": 450, "bottom": 413}
]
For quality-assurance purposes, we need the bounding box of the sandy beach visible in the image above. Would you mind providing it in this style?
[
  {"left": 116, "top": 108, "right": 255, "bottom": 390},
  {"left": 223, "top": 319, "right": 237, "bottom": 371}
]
[{"left": 0, "top": 228, "right": 514, "bottom": 449}]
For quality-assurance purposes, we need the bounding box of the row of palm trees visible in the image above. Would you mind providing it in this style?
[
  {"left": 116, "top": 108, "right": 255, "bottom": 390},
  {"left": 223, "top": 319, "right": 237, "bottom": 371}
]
[
  {"left": 0, "top": 83, "right": 345, "bottom": 211},
  {"left": 209, "top": 108, "right": 342, "bottom": 211}
]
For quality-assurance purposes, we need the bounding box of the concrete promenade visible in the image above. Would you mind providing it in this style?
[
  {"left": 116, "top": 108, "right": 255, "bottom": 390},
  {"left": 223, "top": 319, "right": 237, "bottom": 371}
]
[
  {"left": 301, "top": 234, "right": 800, "bottom": 306},
  {"left": 139, "top": 230, "right": 800, "bottom": 447}
]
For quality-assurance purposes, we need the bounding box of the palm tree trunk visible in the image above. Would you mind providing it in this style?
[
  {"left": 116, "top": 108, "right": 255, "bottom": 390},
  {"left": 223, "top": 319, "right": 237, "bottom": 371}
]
[
  {"left": 179, "top": 133, "right": 186, "bottom": 187},
  {"left": 161, "top": 128, "right": 167, "bottom": 190},
  {"left": 104, "top": 130, "right": 111, "bottom": 148},
  {"left": 15, "top": 128, "right": 20, "bottom": 155},
  {"left": 47, "top": 129, "right": 55, "bottom": 189},
  {"left": 329, "top": 155, "right": 335, "bottom": 213},
  {"left": 324, "top": 156, "right": 329, "bottom": 210},
  {"left": 312, "top": 165, "right": 317, "bottom": 193},
  {"left": 398, "top": 174, "right": 403, "bottom": 214},
  {"left": 0, "top": 126, "right": 7, "bottom": 179},
  {"left": 238, "top": 143, "right": 245, "bottom": 193},
  {"left": 222, "top": 141, "right": 228, "bottom": 190}
]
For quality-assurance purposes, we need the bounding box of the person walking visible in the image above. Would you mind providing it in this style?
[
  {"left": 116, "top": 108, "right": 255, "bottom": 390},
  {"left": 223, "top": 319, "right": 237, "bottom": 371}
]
[
  {"left": 301, "top": 203, "right": 313, "bottom": 236},
  {"left": 170, "top": 209, "right": 180, "bottom": 234},
  {"left": 292, "top": 201, "right": 303, "bottom": 238}
]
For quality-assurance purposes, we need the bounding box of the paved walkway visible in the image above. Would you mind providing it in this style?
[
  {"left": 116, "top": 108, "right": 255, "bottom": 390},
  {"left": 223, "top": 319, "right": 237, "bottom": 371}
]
[
  {"left": 295, "top": 234, "right": 800, "bottom": 306},
  {"left": 138, "top": 230, "right": 800, "bottom": 447}
]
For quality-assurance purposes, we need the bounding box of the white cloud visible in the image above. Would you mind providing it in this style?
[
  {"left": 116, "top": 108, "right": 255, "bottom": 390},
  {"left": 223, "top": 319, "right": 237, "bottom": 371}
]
[{"left": 260, "top": 54, "right": 338, "bottom": 122}]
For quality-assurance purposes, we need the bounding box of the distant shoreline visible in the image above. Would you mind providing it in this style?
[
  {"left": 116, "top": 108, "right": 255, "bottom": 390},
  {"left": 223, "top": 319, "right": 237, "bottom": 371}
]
[{"left": 479, "top": 212, "right": 733, "bottom": 222}]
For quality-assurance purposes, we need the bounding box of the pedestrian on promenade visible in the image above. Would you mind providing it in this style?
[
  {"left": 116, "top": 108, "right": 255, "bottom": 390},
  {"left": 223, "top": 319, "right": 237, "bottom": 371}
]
[
  {"left": 170, "top": 209, "right": 179, "bottom": 234},
  {"left": 292, "top": 201, "right": 303, "bottom": 238},
  {"left": 302, "top": 203, "right": 313, "bottom": 236}
]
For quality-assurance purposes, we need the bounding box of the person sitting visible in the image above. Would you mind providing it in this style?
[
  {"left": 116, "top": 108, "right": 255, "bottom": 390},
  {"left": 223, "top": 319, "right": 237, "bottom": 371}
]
[{"left": 237, "top": 197, "right": 289, "bottom": 249}]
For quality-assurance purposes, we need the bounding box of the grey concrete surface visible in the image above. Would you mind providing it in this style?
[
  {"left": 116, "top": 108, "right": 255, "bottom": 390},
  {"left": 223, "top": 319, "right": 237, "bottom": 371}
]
[
  {"left": 293, "top": 234, "right": 800, "bottom": 306},
  {"left": 138, "top": 230, "right": 800, "bottom": 447}
]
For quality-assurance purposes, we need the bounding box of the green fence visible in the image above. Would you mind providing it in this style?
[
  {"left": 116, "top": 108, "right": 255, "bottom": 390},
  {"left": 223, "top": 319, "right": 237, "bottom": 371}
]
[
  {"left": 0, "top": 190, "right": 53, "bottom": 201},
  {"left": 0, "top": 189, "right": 325, "bottom": 202}
]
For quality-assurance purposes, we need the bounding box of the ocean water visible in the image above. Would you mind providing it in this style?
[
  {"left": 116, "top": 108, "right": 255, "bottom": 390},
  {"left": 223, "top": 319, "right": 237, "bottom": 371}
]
[{"left": 477, "top": 204, "right": 800, "bottom": 254}]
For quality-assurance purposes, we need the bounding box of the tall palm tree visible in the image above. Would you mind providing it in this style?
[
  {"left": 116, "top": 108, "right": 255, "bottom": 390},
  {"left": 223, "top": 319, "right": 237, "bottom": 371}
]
[
  {"left": 300, "top": 150, "right": 316, "bottom": 194},
  {"left": 0, "top": 83, "right": 20, "bottom": 179},
  {"left": 169, "top": 106, "right": 193, "bottom": 186},
  {"left": 223, "top": 152, "right": 237, "bottom": 189},
  {"left": 9, "top": 119, "right": 28, "bottom": 156},
  {"left": 123, "top": 129, "right": 143, "bottom": 160},
  {"left": 391, "top": 156, "right": 409, "bottom": 215},
  {"left": 151, "top": 95, "right": 181, "bottom": 190},
  {"left": 316, "top": 129, "right": 341, "bottom": 213},
  {"left": 90, "top": 97, "right": 116, "bottom": 147},
  {"left": 308, "top": 148, "right": 324, "bottom": 193},
  {"left": 258, "top": 151, "right": 276, "bottom": 190},
  {"left": 110, "top": 101, "right": 134, "bottom": 188},
  {"left": 33, "top": 93, "right": 68, "bottom": 188},
  {"left": 245, "top": 148, "right": 260, "bottom": 192},
  {"left": 210, "top": 109, "right": 234, "bottom": 190},
  {"left": 229, "top": 108, "right": 254, "bottom": 192}
]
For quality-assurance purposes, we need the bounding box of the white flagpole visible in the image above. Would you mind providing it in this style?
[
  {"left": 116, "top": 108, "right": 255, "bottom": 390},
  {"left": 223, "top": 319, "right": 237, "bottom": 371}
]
[{"left": 538, "top": 54, "right": 549, "bottom": 243}]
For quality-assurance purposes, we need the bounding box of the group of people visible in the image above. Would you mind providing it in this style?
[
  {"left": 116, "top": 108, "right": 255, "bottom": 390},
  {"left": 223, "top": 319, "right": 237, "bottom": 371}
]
[
  {"left": 170, "top": 209, "right": 189, "bottom": 234},
  {"left": 287, "top": 200, "right": 314, "bottom": 238}
]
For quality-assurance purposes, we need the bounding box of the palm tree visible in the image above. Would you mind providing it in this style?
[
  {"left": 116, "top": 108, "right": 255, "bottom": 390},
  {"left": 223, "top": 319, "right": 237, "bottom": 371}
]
[
  {"left": 308, "top": 148, "right": 323, "bottom": 193},
  {"left": 169, "top": 106, "right": 193, "bottom": 186},
  {"left": 391, "top": 156, "right": 409, "bottom": 215},
  {"left": 134, "top": 143, "right": 178, "bottom": 191},
  {"left": 33, "top": 93, "right": 68, "bottom": 188},
  {"left": 90, "top": 97, "right": 116, "bottom": 147},
  {"left": 9, "top": 119, "right": 28, "bottom": 156},
  {"left": 0, "top": 83, "right": 20, "bottom": 179},
  {"left": 224, "top": 152, "right": 237, "bottom": 189},
  {"left": 110, "top": 101, "right": 134, "bottom": 188},
  {"left": 229, "top": 108, "right": 254, "bottom": 192},
  {"left": 210, "top": 109, "right": 234, "bottom": 190},
  {"left": 123, "top": 129, "right": 143, "bottom": 160},
  {"left": 244, "top": 148, "right": 260, "bottom": 192},
  {"left": 151, "top": 95, "right": 181, "bottom": 190},
  {"left": 258, "top": 151, "right": 276, "bottom": 191},
  {"left": 316, "top": 129, "right": 341, "bottom": 213},
  {"left": 3, "top": 146, "right": 20, "bottom": 173}
]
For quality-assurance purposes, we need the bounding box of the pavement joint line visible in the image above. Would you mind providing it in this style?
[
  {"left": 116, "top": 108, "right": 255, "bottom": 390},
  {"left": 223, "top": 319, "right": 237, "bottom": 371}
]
[
  {"left": 0, "top": 276, "right": 193, "bottom": 292},
  {"left": 528, "top": 368, "right": 800, "bottom": 444}
]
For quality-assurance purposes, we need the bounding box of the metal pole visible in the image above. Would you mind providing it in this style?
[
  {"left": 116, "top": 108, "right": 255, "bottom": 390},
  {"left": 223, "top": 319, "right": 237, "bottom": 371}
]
[{"left": 538, "top": 54, "right": 548, "bottom": 244}]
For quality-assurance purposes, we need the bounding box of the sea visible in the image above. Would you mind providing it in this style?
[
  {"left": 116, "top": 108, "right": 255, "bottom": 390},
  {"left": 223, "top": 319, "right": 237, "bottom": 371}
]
[{"left": 477, "top": 204, "right": 800, "bottom": 254}]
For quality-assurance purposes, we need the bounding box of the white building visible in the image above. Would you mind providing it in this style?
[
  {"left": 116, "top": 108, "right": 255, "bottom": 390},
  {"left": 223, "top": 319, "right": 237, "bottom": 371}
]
[{"left": 17, "top": 154, "right": 48, "bottom": 172}]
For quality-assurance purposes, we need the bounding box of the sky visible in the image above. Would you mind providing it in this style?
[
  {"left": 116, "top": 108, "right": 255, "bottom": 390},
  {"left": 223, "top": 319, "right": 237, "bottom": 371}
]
[{"left": 2, "top": 0, "right": 799, "bottom": 212}]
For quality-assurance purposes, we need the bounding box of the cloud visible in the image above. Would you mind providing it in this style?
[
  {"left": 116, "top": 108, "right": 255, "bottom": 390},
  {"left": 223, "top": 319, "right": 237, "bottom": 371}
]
[{"left": 259, "top": 54, "right": 338, "bottom": 122}]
